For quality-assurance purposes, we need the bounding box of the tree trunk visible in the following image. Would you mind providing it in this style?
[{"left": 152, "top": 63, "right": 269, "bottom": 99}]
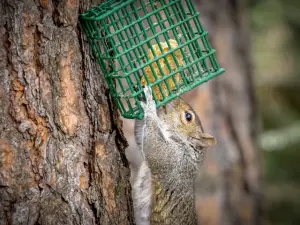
[
  {"left": 0, "top": 0, "right": 134, "bottom": 224},
  {"left": 193, "top": 1, "right": 263, "bottom": 225}
]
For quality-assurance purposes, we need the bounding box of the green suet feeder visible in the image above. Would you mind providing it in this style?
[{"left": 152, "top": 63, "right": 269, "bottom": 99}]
[{"left": 80, "top": 0, "right": 225, "bottom": 119}]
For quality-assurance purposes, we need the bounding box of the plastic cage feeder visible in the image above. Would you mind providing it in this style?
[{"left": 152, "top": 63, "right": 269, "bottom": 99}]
[{"left": 80, "top": 0, "right": 225, "bottom": 119}]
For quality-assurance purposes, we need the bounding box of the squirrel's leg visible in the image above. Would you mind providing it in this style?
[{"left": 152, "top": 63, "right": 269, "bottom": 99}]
[
  {"left": 132, "top": 162, "right": 152, "bottom": 225},
  {"left": 135, "top": 86, "right": 170, "bottom": 163},
  {"left": 133, "top": 86, "right": 172, "bottom": 224},
  {"left": 140, "top": 86, "right": 170, "bottom": 142}
]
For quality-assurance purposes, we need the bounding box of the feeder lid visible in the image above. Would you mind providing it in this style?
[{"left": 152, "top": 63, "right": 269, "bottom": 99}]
[{"left": 80, "top": 0, "right": 135, "bottom": 21}]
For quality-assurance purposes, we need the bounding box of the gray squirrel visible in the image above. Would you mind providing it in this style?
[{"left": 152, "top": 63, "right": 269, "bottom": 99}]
[{"left": 132, "top": 87, "right": 216, "bottom": 225}]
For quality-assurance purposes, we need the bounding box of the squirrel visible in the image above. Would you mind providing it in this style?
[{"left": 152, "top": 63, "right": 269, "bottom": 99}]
[{"left": 132, "top": 87, "right": 216, "bottom": 225}]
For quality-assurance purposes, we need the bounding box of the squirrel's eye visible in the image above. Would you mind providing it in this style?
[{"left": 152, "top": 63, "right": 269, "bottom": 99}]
[
  {"left": 185, "top": 111, "right": 193, "bottom": 122},
  {"left": 180, "top": 111, "right": 194, "bottom": 124}
]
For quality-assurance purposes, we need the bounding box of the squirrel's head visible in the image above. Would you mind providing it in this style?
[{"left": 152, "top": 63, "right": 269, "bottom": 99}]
[{"left": 157, "top": 98, "right": 216, "bottom": 151}]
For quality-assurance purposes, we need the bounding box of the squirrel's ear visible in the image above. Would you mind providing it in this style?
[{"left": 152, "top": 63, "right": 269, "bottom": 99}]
[{"left": 200, "top": 133, "right": 216, "bottom": 147}]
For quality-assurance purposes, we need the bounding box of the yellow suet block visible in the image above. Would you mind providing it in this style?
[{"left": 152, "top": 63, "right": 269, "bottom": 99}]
[{"left": 141, "top": 39, "right": 183, "bottom": 100}]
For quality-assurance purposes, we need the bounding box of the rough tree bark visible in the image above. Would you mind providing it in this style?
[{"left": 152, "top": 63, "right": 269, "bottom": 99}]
[{"left": 0, "top": 0, "right": 134, "bottom": 224}]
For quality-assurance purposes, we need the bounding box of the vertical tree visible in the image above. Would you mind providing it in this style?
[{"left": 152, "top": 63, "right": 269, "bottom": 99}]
[
  {"left": 0, "top": 0, "right": 263, "bottom": 224},
  {"left": 0, "top": 0, "right": 134, "bottom": 224},
  {"left": 193, "top": 0, "right": 263, "bottom": 225}
]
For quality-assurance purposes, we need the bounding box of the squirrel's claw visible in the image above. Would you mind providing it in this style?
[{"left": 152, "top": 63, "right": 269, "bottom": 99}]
[
  {"left": 141, "top": 86, "right": 156, "bottom": 116},
  {"left": 143, "top": 86, "right": 153, "bottom": 102}
]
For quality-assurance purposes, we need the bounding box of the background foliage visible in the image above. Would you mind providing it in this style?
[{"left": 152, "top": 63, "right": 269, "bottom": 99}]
[{"left": 251, "top": 0, "right": 300, "bottom": 224}]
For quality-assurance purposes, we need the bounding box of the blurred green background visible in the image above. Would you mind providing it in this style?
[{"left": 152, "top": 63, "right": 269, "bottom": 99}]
[{"left": 250, "top": 0, "right": 300, "bottom": 224}]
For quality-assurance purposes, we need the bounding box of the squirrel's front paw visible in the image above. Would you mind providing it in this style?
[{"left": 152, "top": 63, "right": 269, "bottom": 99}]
[{"left": 141, "top": 86, "right": 156, "bottom": 116}]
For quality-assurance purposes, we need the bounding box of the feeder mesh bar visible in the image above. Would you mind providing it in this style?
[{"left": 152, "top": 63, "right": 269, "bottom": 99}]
[{"left": 80, "top": 0, "right": 225, "bottom": 119}]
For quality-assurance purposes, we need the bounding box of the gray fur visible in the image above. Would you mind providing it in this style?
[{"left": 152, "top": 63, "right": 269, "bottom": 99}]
[
  {"left": 132, "top": 87, "right": 213, "bottom": 225},
  {"left": 133, "top": 162, "right": 152, "bottom": 225}
]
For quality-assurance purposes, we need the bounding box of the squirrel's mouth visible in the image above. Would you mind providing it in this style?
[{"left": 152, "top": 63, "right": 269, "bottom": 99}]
[{"left": 188, "top": 136, "right": 206, "bottom": 151}]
